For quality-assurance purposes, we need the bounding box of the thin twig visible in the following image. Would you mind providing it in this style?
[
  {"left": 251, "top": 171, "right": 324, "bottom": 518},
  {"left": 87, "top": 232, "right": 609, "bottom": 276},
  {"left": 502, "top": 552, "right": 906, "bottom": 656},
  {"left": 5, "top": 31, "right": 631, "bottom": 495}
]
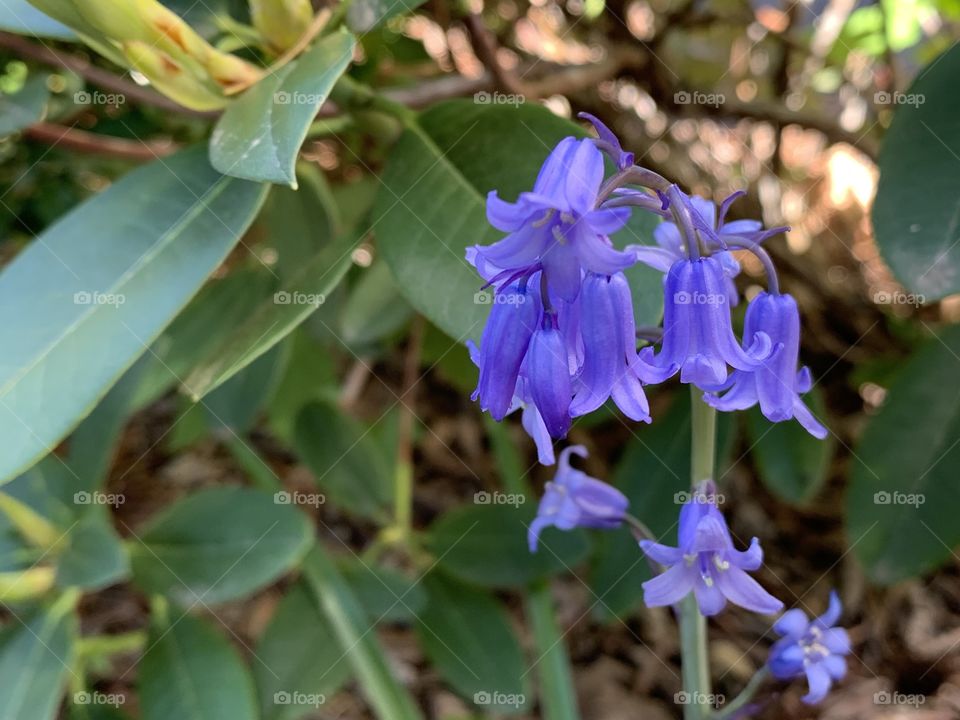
[
  {"left": 463, "top": 13, "right": 527, "bottom": 96},
  {"left": 24, "top": 122, "right": 178, "bottom": 160}
]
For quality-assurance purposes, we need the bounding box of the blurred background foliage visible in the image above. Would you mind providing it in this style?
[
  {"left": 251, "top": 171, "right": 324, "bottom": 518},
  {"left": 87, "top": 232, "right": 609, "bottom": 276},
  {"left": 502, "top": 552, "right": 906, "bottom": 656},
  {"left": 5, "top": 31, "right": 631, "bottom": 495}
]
[{"left": 1, "top": 0, "right": 960, "bottom": 718}]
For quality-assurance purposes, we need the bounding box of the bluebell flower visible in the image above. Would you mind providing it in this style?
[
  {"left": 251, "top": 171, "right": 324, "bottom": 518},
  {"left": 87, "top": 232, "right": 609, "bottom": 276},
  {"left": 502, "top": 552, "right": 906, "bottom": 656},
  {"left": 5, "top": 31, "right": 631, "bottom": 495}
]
[
  {"left": 471, "top": 137, "right": 633, "bottom": 301},
  {"left": 703, "top": 292, "right": 827, "bottom": 439},
  {"left": 632, "top": 193, "right": 761, "bottom": 305},
  {"left": 569, "top": 272, "right": 653, "bottom": 422},
  {"left": 579, "top": 112, "right": 634, "bottom": 169},
  {"left": 527, "top": 316, "right": 574, "bottom": 438},
  {"left": 469, "top": 281, "right": 540, "bottom": 421},
  {"left": 640, "top": 489, "right": 783, "bottom": 616},
  {"left": 638, "top": 255, "right": 771, "bottom": 388},
  {"left": 528, "top": 446, "right": 628, "bottom": 551},
  {"left": 768, "top": 591, "right": 851, "bottom": 704}
]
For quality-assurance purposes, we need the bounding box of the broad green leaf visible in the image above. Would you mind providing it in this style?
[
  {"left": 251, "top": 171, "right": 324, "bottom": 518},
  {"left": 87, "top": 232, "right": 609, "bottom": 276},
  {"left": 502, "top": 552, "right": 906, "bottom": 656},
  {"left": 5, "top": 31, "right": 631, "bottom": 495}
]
[
  {"left": 416, "top": 573, "right": 528, "bottom": 713},
  {"left": 848, "top": 325, "right": 960, "bottom": 584},
  {"left": 140, "top": 608, "right": 257, "bottom": 720},
  {"left": 0, "top": 74, "right": 49, "bottom": 135},
  {"left": 293, "top": 402, "right": 393, "bottom": 522},
  {"left": 0, "top": 1, "right": 73, "bottom": 38},
  {"left": 375, "top": 101, "right": 581, "bottom": 343},
  {"left": 873, "top": 44, "right": 960, "bottom": 299},
  {"left": 255, "top": 582, "right": 351, "bottom": 720},
  {"left": 746, "top": 387, "right": 833, "bottom": 505},
  {"left": 210, "top": 30, "right": 356, "bottom": 185},
  {"left": 184, "top": 239, "right": 354, "bottom": 399},
  {"left": 24, "top": 1, "right": 128, "bottom": 65},
  {"left": 339, "top": 558, "right": 426, "bottom": 624},
  {"left": 0, "top": 146, "right": 268, "bottom": 485},
  {"left": 266, "top": 330, "right": 339, "bottom": 444},
  {"left": 302, "top": 548, "right": 423, "bottom": 720},
  {"left": 339, "top": 260, "right": 413, "bottom": 347},
  {"left": 347, "top": 0, "right": 427, "bottom": 31},
  {"left": 56, "top": 510, "right": 128, "bottom": 590},
  {"left": 263, "top": 166, "right": 340, "bottom": 283},
  {"left": 131, "top": 268, "right": 276, "bottom": 409},
  {"left": 426, "top": 503, "right": 590, "bottom": 589},
  {"left": 0, "top": 593, "right": 77, "bottom": 720},
  {"left": 203, "top": 344, "right": 287, "bottom": 434},
  {"left": 129, "top": 486, "right": 312, "bottom": 606},
  {"left": 589, "top": 394, "right": 734, "bottom": 620}
]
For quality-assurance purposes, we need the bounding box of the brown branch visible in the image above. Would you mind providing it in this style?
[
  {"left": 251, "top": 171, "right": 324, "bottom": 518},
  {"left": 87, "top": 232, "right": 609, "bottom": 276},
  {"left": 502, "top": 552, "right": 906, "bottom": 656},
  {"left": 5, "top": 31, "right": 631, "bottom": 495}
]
[
  {"left": 463, "top": 13, "right": 527, "bottom": 96},
  {"left": 0, "top": 31, "right": 215, "bottom": 117},
  {"left": 24, "top": 122, "right": 179, "bottom": 160}
]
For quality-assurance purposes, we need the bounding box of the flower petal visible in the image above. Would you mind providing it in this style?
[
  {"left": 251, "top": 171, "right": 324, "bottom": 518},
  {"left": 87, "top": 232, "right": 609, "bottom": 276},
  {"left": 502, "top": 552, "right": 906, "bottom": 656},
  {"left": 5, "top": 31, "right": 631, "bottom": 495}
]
[
  {"left": 773, "top": 608, "right": 810, "bottom": 640},
  {"left": 714, "top": 565, "right": 783, "bottom": 615},
  {"left": 642, "top": 563, "right": 695, "bottom": 607},
  {"left": 694, "top": 574, "right": 727, "bottom": 616},
  {"left": 801, "top": 662, "right": 832, "bottom": 704},
  {"left": 522, "top": 404, "right": 556, "bottom": 466},
  {"left": 527, "top": 324, "right": 573, "bottom": 438},
  {"left": 640, "top": 540, "right": 684, "bottom": 566}
]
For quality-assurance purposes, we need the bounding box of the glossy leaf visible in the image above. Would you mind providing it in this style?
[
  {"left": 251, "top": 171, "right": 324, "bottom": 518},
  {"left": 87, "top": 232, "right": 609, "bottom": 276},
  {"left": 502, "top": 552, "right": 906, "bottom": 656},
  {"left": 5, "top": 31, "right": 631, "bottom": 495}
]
[
  {"left": 129, "top": 486, "right": 312, "bottom": 606},
  {"left": 56, "top": 511, "right": 128, "bottom": 590},
  {"left": 302, "top": 548, "right": 424, "bottom": 720},
  {"left": 0, "top": 146, "right": 268, "bottom": 484},
  {"left": 339, "top": 558, "right": 426, "bottom": 624},
  {"left": 184, "top": 239, "right": 354, "bottom": 399},
  {"left": 874, "top": 44, "right": 960, "bottom": 299},
  {"left": 210, "top": 30, "right": 356, "bottom": 186},
  {"left": 426, "top": 503, "right": 590, "bottom": 589},
  {"left": 255, "top": 582, "right": 351, "bottom": 720},
  {"left": 848, "top": 325, "right": 960, "bottom": 584},
  {"left": 293, "top": 402, "right": 393, "bottom": 522},
  {"left": 140, "top": 608, "right": 257, "bottom": 720},
  {"left": 416, "top": 572, "right": 528, "bottom": 713},
  {"left": 0, "top": 74, "right": 49, "bottom": 135},
  {"left": 339, "top": 260, "right": 413, "bottom": 347},
  {"left": 0, "top": 594, "right": 77, "bottom": 720},
  {"left": 0, "top": 1, "right": 73, "bottom": 38}
]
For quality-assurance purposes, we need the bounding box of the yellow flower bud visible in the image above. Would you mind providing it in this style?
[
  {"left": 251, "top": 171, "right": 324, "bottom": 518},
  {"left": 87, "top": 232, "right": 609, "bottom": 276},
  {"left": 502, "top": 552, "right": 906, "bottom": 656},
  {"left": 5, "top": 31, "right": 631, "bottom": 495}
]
[
  {"left": 122, "top": 41, "right": 228, "bottom": 111},
  {"left": 250, "top": 0, "right": 314, "bottom": 53},
  {"left": 205, "top": 50, "right": 263, "bottom": 94}
]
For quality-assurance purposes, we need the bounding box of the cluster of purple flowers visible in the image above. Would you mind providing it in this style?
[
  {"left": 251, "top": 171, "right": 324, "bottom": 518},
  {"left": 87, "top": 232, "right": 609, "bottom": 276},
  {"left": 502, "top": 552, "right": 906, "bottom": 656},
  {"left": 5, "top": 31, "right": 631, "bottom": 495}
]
[
  {"left": 469, "top": 116, "right": 850, "bottom": 706},
  {"left": 467, "top": 117, "right": 826, "bottom": 467}
]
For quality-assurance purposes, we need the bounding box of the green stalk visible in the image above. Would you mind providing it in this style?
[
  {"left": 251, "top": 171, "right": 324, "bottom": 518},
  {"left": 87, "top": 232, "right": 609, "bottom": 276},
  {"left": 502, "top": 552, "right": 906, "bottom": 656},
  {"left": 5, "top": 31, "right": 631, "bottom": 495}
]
[
  {"left": 714, "top": 667, "right": 769, "bottom": 720},
  {"left": 680, "top": 388, "right": 716, "bottom": 720}
]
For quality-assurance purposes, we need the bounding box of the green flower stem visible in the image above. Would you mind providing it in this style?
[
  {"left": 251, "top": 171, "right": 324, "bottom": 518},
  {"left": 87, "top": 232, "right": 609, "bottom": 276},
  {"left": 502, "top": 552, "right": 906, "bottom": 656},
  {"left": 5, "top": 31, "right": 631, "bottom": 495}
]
[
  {"left": 680, "top": 388, "right": 717, "bottom": 720},
  {"left": 714, "top": 667, "right": 769, "bottom": 720}
]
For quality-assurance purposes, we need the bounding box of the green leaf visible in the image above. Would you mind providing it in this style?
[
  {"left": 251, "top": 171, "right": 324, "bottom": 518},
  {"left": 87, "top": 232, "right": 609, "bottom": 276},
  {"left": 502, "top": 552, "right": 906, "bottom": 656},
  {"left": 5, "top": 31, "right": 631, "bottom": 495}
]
[
  {"left": 255, "top": 582, "right": 351, "bottom": 720},
  {"left": 140, "top": 608, "right": 257, "bottom": 720},
  {"left": 416, "top": 572, "right": 528, "bottom": 713},
  {"left": 0, "top": 1, "right": 73, "bottom": 38},
  {"left": 210, "top": 30, "right": 356, "bottom": 186},
  {"left": 0, "top": 146, "right": 268, "bottom": 485},
  {"left": 202, "top": 344, "right": 287, "bottom": 434},
  {"left": 266, "top": 330, "right": 339, "bottom": 444},
  {"left": 129, "top": 486, "right": 312, "bottom": 606},
  {"left": 339, "top": 558, "right": 426, "bottom": 624},
  {"left": 0, "top": 593, "right": 77, "bottom": 720},
  {"left": 589, "top": 394, "right": 734, "bottom": 620},
  {"left": 347, "top": 0, "right": 427, "bottom": 31},
  {"left": 426, "top": 503, "right": 590, "bottom": 589},
  {"left": 340, "top": 260, "right": 413, "bottom": 347},
  {"left": 130, "top": 268, "right": 275, "bottom": 409},
  {"left": 293, "top": 402, "right": 393, "bottom": 522},
  {"left": 0, "top": 74, "right": 49, "bottom": 135},
  {"left": 847, "top": 325, "right": 960, "bottom": 584},
  {"left": 873, "top": 44, "right": 960, "bottom": 300},
  {"left": 56, "top": 511, "right": 128, "bottom": 590},
  {"left": 184, "top": 239, "right": 355, "bottom": 399},
  {"left": 746, "top": 387, "right": 833, "bottom": 505},
  {"left": 375, "top": 101, "right": 582, "bottom": 343},
  {"left": 301, "top": 548, "right": 423, "bottom": 720}
]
